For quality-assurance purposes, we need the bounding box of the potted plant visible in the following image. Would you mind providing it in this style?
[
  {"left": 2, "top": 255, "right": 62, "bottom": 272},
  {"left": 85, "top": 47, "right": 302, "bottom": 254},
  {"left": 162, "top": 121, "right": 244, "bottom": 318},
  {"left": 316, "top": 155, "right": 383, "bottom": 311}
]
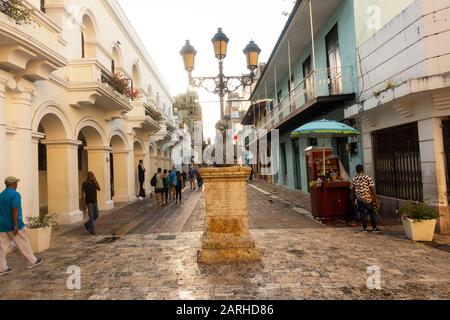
[
  {"left": 398, "top": 201, "right": 438, "bottom": 242},
  {"left": 26, "top": 213, "right": 57, "bottom": 253}
]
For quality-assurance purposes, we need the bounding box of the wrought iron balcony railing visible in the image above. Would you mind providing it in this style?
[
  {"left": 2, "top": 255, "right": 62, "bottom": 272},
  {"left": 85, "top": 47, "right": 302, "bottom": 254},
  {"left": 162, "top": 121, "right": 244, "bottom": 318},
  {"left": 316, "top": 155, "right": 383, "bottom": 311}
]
[{"left": 255, "top": 66, "right": 354, "bottom": 131}]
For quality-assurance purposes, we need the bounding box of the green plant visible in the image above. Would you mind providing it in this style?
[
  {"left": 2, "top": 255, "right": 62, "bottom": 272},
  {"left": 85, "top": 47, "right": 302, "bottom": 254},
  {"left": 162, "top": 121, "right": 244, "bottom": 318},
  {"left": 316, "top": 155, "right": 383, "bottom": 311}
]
[
  {"left": 27, "top": 213, "right": 58, "bottom": 229},
  {"left": 398, "top": 201, "right": 439, "bottom": 222},
  {"left": 0, "top": 0, "right": 35, "bottom": 25}
]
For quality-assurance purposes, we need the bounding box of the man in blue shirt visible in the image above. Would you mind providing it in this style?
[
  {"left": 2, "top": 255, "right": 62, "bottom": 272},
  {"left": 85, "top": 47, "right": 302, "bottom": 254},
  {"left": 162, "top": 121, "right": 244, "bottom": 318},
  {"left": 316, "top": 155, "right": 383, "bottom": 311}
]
[
  {"left": 0, "top": 177, "right": 43, "bottom": 276},
  {"left": 168, "top": 169, "right": 177, "bottom": 202}
]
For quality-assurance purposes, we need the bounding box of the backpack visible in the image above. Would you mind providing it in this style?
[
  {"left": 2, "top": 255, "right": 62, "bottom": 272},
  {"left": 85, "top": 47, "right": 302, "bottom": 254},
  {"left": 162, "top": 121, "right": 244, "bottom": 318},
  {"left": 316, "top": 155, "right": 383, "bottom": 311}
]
[{"left": 150, "top": 174, "right": 157, "bottom": 187}]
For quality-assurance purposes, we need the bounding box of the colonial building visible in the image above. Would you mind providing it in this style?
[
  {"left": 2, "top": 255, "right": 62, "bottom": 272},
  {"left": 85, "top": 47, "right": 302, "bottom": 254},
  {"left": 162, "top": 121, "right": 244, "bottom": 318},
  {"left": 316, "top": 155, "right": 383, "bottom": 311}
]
[
  {"left": 0, "top": 0, "right": 177, "bottom": 225},
  {"left": 244, "top": 0, "right": 362, "bottom": 193},
  {"left": 345, "top": 0, "right": 450, "bottom": 234},
  {"left": 243, "top": 0, "right": 450, "bottom": 234}
]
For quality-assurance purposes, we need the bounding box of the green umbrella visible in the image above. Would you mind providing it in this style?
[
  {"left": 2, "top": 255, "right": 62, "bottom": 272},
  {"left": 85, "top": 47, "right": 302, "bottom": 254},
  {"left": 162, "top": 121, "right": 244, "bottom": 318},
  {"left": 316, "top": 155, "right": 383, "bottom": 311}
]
[{"left": 291, "top": 120, "right": 360, "bottom": 176}]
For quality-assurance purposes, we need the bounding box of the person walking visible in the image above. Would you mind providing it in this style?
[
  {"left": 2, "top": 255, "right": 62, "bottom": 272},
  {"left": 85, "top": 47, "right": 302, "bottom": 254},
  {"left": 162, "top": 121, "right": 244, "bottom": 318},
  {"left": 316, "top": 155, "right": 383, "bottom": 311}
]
[
  {"left": 182, "top": 171, "right": 187, "bottom": 188},
  {"left": 154, "top": 168, "right": 165, "bottom": 207},
  {"left": 175, "top": 171, "right": 183, "bottom": 204},
  {"left": 196, "top": 170, "right": 204, "bottom": 191},
  {"left": 189, "top": 166, "right": 197, "bottom": 191},
  {"left": 351, "top": 165, "right": 380, "bottom": 233},
  {"left": 0, "top": 177, "right": 43, "bottom": 276},
  {"left": 137, "top": 160, "right": 146, "bottom": 198},
  {"left": 163, "top": 169, "right": 169, "bottom": 205},
  {"left": 168, "top": 169, "right": 177, "bottom": 201},
  {"left": 81, "top": 171, "right": 101, "bottom": 236}
]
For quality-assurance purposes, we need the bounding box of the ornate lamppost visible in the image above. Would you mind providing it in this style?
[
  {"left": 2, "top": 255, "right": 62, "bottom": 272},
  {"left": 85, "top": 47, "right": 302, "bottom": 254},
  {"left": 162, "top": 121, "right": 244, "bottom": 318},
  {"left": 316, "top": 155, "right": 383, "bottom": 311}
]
[
  {"left": 180, "top": 28, "right": 261, "bottom": 128},
  {"left": 180, "top": 29, "right": 263, "bottom": 265}
]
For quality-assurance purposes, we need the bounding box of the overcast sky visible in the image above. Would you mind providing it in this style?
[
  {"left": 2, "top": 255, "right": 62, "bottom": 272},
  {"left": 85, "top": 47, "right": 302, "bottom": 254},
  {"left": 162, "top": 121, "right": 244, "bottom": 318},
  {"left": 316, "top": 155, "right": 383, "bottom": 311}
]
[{"left": 118, "top": 0, "right": 293, "bottom": 139}]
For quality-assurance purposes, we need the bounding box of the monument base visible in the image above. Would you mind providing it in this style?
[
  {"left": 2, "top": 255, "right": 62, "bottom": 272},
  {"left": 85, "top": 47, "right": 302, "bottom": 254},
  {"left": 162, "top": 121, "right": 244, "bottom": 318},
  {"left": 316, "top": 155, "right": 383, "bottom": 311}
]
[{"left": 197, "top": 166, "right": 262, "bottom": 264}]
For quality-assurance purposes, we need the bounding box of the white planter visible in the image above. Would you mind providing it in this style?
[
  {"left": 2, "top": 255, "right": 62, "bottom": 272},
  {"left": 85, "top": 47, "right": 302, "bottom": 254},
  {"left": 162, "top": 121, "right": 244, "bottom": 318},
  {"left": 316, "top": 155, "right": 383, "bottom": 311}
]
[
  {"left": 27, "top": 227, "right": 52, "bottom": 253},
  {"left": 402, "top": 218, "right": 436, "bottom": 242}
]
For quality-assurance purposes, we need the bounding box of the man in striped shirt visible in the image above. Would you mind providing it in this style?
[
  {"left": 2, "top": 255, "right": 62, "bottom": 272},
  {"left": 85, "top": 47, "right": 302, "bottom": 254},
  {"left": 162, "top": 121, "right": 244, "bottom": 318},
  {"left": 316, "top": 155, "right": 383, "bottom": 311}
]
[{"left": 351, "top": 165, "right": 380, "bottom": 233}]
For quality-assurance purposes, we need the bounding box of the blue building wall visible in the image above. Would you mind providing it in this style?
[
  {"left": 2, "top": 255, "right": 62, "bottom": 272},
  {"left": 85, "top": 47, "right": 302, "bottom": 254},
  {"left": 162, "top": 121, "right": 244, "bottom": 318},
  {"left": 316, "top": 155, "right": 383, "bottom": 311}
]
[{"left": 272, "top": 0, "right": 362, "bottom": 192}]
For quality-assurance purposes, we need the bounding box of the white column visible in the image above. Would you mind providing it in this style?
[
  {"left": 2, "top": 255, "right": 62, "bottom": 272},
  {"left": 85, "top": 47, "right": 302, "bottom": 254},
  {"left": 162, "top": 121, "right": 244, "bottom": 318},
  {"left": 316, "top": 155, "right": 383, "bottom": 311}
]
[
  {"left": 85, "top": 147, "right": 114, "bottom": 211},
  {"left": 31, "top": 133, "right": 44, "bottom": 218},
  {"left": 112, "top": 150, "right": 134, "bottom": 203},
  {"left": 418, "top": 118, "right": 449, "bottom": 234},
  {"left": 43, "top": 140, "right": 83, "bottom": 225},
  {"left": 6, "top": 85, "right": 35, "bottom": 220},
  {"left": 0, "top": 77, "right": 10, "bottom": 183}
]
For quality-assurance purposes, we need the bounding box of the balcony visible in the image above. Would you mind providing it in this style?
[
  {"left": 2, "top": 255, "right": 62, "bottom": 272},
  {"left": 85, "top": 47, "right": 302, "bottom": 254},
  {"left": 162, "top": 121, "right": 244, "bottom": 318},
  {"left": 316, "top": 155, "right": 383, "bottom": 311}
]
[
  {"left": 68, "top": 59, "right": 133, "bottom": 117},
  {"left": 126, "top": 100, "right": 161, "bottom": 133},
  {"left": 256, "top": 66, "right": 355, "bottom": 132},
  {"left": 0, "top": 3, "right": 66, "bottom": 80}
]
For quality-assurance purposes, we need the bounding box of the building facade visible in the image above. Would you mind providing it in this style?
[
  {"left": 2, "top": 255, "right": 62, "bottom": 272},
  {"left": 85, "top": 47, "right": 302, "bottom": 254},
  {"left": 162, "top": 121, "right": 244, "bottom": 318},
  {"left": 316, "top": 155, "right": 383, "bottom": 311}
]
[
  {"left": 245, "top": 0, "right": 361, "bottom": 193},
  {"left": 345, "top": 0, "right": 450, "bottom": 234},
  {"left": 173, "top": 91, "right": 202, "bottom": 134},
  {"left": 244, "top": 0, "right": 450, "bottom": 234},
  {"left": 0, "top": 0, "right": 177, "bottom": 225}
]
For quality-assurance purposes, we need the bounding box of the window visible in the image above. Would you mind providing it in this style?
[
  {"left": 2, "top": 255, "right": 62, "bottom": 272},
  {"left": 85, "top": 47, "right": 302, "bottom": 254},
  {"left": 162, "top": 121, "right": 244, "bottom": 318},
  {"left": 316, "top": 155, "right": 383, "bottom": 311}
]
[
  {"left": 303, "top": 56, "right": 314, "bottom": 100},
  {"left": 281, "top": 143, "right": 287, "bottom": 176},
  {"left": 277, "top": 90, "right": 282, "bottom": 104},
  {"left": 372, "top": 122, "right": 423, "bottom": 201},
  {"left": 81, "top": 32, "right": 85, "bottom": 58},
  {"left": 443, "top": 120, "right": 450, "bottom": 203},
  {"left": 325, "top": 24, "right": 343, "bottom": 95},
  {"left": 40, "top": 0, "right": 46, "bottom": 13},
  {"left": 111, "top": 59, "right": 115, "bottom": 73}
]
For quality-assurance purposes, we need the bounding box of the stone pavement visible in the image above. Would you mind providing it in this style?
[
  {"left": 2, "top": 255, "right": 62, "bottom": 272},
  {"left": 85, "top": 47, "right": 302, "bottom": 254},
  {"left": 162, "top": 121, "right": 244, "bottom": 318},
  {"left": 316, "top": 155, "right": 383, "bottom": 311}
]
[{"left": 0, "top": 183, "right": 449, "bottom": 300}]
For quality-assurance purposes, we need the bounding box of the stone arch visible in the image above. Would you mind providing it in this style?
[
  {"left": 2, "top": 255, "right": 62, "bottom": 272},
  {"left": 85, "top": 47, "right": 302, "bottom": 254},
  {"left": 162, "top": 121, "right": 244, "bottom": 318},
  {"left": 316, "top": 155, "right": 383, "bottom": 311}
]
[
  {"left": 131, "top": 63, "right": 141, "bottom": 90},
  {"left": 149, "top": 143, "right": 157, "bottom": 157},
  {"left": 80, "top": 10, "right": 98, "bottom": 58},
  {"left": 147, "top": 84, "right": 153, "bottom": 98},
  {"left": 133, "top": 138, "right": 145, "bottom": 153},
  {"left": 80, "top": 10, "right": 98, "bottom": 42},
  {"left": 109, "top": 129, "right": 132, "bottom": 202},
  {"left": 75, "top": 118, "right": 107, "bottom": 147},
  {"left": 111, "top": 43, "right": 122, "bottom": 72},
  {"left": 32, "top": 101, "right": 72, "bottom": 140},
  {"left": 33, "top": 103, "right": 77, "bottom": 222},
  {"left": 109, "top": 129, "right": 128, "bottom": 151}
]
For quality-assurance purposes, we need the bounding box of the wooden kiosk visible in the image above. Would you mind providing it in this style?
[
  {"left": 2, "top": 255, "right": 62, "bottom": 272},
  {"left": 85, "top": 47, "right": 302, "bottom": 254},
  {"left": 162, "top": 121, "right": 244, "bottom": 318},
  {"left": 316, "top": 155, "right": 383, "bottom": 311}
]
[{"left": 306, "top": 147, "right": 351, "bottom": 220}]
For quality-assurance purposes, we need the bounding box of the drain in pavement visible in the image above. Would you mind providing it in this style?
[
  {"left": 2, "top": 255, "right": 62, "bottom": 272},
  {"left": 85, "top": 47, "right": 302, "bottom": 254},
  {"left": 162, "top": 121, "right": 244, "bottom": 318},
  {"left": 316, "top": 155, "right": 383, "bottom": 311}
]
[{"left": 156, "top": 235, "right": 177, "bottom": 241}]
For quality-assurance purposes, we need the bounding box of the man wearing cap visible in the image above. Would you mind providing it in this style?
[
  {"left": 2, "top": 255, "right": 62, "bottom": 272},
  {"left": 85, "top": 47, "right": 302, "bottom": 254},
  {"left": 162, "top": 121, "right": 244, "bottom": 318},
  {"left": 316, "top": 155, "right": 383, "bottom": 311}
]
[{"left": 0, "top": 177, "right": 43, "bottom": 276}]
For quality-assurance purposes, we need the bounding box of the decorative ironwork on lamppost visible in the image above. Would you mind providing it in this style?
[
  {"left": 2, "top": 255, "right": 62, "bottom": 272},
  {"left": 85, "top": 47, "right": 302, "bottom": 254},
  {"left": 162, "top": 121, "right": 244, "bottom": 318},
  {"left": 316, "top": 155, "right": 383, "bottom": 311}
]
[{"left": 180, "top": 28, "right": 261, "bottom": 123}]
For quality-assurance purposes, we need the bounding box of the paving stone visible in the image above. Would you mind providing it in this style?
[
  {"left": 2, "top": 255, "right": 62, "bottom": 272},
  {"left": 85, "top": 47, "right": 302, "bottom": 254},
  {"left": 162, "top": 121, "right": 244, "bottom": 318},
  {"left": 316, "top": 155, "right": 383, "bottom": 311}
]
[{"left": 0, "top": 184, "right": 449, "bottom": 300}]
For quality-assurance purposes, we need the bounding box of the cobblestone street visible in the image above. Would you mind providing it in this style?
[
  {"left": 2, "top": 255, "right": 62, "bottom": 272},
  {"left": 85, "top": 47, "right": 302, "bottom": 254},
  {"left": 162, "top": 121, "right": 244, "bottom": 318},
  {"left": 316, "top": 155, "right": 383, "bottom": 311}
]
[{"left": 0, "top": 183, "right": 449, "bottom": 300}]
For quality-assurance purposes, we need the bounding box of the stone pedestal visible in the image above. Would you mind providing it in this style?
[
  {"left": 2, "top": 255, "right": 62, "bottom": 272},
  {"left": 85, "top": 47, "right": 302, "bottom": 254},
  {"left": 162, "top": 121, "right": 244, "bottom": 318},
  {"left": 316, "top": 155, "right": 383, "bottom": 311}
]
[{"left": 197, "top": 166, "right": 262, "bottom": 264}]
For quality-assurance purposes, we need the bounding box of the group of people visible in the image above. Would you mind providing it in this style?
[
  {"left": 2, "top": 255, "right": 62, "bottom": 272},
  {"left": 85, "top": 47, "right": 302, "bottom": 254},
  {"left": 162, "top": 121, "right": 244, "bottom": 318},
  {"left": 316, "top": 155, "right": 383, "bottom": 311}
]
[{"left": 151, "top": 168, "right": 185, "bottom": 207}]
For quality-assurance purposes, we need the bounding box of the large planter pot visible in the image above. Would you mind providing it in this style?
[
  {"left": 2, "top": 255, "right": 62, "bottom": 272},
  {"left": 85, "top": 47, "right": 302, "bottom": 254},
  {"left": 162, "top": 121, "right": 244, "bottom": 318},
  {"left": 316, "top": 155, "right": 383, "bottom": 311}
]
[
  {"left": 402, "top": 218, "right": 436, "bottom": 242},
  {"left": 27, "top": 227, "right": 52, "bottom": 253}
]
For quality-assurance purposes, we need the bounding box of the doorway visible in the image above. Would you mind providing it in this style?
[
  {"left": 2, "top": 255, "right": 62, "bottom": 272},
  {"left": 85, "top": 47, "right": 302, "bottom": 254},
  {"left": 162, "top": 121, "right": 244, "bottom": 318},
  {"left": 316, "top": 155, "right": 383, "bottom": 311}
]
[
  {"left": 293, "top": 139, "right": 302, "bottom": 190},
  {"left": 325, "top": 24, "right": 343, "bottom": 95},
  {"left": 443, "top": 120, "right": 450, "bottom": 203}
]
